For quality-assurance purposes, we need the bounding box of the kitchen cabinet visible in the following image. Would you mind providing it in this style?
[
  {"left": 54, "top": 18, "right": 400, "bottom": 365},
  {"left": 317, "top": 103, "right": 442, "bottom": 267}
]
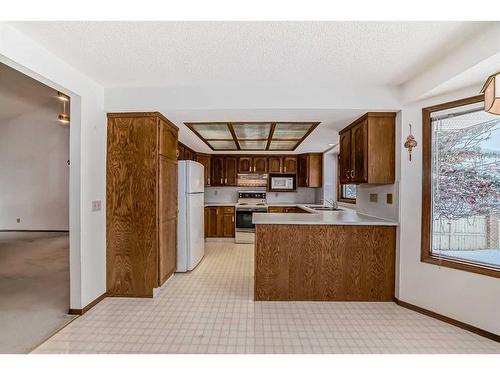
[
  {"left": 338, "top": 112, "right": 395, "bottom": 184},
  {"left": 268, "top": 206, "right": 309, "bottom": 214},
  {"left": 211, "top": 156, "right": 225, "bottom": 186},
  {"left": 238, "top": 156, "right": 268, "bottom": 173},
  {"left": 268, "top": 157, "right": 282, "bottom": 173},
  {"left": 268, "top": 156, "right": 297, "bottom": 174},
  {"left": 177, "top": 143, "right": 185, "bottom": 160},
  {"left": 297, "top": 153, "right": 322, "bottom": 187},
  {"left": 106, "top": 112, "right": 178, "bottom": 297},
  {"left": 196, "top": 154, "right": 211, "bottom": 186},
  {"left": 224, "top": 157, "right": 238, "bottom": 186},
  {"left": 205, "top": 206, "right": 235, "bottom": 238},
  {"left": 238, "top": 157, "right": 252, "bottom": 173},
  {"left": 253, "top": 157, "right": 268, "bottom": 173},
  {"left": 283, "top": 157, "right": 297, "bottom": 173}
]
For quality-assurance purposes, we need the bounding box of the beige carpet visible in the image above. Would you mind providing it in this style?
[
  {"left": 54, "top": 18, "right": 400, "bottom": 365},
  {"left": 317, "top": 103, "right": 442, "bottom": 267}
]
[{"left": 0, "top": 232, "right": 75, "bottom": 353}]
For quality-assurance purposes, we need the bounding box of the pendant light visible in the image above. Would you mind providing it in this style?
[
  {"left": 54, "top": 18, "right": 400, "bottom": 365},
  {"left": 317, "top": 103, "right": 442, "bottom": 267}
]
[
  {"left": 480, "top": 71, "right": 500, "bottom": 115},
  {"left": 57, "top": 91, "right": 70, "bottom": 124}
]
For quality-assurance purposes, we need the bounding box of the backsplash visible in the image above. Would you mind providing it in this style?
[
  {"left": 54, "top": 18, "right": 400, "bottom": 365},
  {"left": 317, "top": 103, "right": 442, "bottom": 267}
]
[
  {"left": 205, "top": 187, "right": 319, "bottom": 204},
  {"left": 355, "top": 182, "right": 399, "bottom": 221}
]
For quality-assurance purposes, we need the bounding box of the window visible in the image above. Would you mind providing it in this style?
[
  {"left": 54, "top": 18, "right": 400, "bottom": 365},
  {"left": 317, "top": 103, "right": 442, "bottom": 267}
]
[
  {"left": 337, "top": 156, "right": 356, "bottom": 203},
  {"left": 422, "top": 95, "right": 500, "bottom": 278}
]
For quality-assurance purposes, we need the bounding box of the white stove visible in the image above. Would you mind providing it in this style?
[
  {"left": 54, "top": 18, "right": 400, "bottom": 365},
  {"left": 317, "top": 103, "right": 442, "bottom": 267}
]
[{"left": 235, "top": 191, "right": 267, "bottom": 244}]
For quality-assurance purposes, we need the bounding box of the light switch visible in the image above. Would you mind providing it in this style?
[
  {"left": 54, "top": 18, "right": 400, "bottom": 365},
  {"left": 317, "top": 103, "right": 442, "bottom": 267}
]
[
  {"left": 369, "top": 193, "right": 378, "bottom": 203},
  {"left": 92, "top": 200, "right": 102, "bottom": 212}
]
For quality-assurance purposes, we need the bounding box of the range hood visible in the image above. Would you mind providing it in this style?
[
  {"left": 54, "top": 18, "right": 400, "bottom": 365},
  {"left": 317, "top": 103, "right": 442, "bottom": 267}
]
[{"left": 236, "top": 173, "right": 268, "bottom": 187}]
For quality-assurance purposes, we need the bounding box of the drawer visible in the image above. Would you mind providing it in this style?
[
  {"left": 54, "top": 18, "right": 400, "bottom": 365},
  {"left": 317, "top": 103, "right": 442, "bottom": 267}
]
[{"left": 223, "top": 207, "right": 235, "bottom": 213}]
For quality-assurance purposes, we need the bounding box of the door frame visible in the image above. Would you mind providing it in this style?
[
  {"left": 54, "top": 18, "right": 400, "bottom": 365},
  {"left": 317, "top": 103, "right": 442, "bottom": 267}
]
[{"left": 0, "top": 55, "right": 82, "bottom": 310}]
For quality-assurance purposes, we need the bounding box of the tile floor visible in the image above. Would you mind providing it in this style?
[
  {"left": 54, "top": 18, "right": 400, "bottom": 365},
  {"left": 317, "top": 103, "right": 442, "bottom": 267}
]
[{"left": 33, "top": 242, "right": 500, "bottom": 354}]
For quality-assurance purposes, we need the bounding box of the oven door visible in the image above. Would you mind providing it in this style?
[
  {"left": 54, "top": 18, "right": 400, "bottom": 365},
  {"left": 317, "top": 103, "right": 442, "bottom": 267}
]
[{"left": 236, "top": 208, "right": 267, "bottom": 232}]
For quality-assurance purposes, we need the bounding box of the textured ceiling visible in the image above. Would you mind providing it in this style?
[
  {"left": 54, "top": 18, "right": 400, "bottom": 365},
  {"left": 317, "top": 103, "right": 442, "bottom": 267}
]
[{"left": 9, "top": 21, "right": 491, "bottom": 88}]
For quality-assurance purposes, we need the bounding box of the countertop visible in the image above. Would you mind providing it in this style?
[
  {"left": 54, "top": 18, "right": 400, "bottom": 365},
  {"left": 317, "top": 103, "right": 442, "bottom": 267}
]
[
  {"left": 204, "top": 202, "right": 236, "bottom": 207},
  {"left": 253, "top": 205, "right": 398, "bottom": 226}
]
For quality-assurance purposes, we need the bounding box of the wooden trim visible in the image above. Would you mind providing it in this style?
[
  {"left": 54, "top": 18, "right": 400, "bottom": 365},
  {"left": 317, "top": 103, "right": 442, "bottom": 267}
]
[
  {"left": 292, "top": 122, "right": 321, "bottom": 151},
  {"left": 184, "top": 121, "right": 321, "bottom": 152},
  {"left": 421, "top": 94, "right": 500, "bottom": 279},
  {"left": 68, "top": 292, "right": 107, "bottom": 315},
  {"left": 107, "top": 112, "right": 179, "bottom": 130},
  {"left": 227, "top": 123, "right": 241, "bottom": 150},
  {"left": 394, "top": 298, "right": 499, "bottom": 343},
  {"left": 341, "top": 112, "right": 396, "bottom": 134}
]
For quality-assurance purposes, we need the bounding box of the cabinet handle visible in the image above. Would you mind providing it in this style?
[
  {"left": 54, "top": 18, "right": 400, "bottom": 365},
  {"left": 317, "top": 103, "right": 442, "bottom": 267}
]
[
  {"left": 284, "top": 167, "right": 286, "bottom": 172},
  {"left": 232, "top": 216, "right": 234, "bottom": 222},
  {"left": 220, "top": 178, "right": 223, "bottom": 184},
  {"left": 225, "top": 178, "right": 227, "bottom": 184},
  {"left": 345, "top": 170, "right": 350, "bottom": 179},
  {"left": 208, "top": 177, "right": 210, "bottom": 184},
  {"left": 350, "top": 170, "right": 355, "bottom": 178}
]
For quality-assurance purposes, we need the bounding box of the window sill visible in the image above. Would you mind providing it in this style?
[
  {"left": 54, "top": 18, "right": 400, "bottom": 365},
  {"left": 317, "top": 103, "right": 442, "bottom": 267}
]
[
  {"left": 338, "top": 198, "right": 356, "bottom": 204},
  {"left": 421, "top": 254, "right": 500, "bottom": 279}
]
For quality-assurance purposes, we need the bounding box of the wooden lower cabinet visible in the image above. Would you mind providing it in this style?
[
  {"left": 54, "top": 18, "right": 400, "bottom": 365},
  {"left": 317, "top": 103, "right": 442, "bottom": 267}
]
[
  {"left": 205, "top": 206, "right": 235, "bottom": 238},
  {"left": 255, "top": 224, "right": 396, "bottom": 301},
  {"left": 268, "top": 206, "right": 309, "bottom": 214}
]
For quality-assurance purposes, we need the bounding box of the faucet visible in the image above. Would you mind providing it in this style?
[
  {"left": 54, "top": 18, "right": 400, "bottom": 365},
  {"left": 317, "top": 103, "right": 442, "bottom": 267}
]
[{"left": 321, "top": 198, "right": 338, "bottom": 209}]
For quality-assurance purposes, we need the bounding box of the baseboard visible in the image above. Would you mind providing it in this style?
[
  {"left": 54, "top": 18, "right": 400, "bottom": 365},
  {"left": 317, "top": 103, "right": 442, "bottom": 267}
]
[
  {"left": 68, "top": 292, "right": 107, "bottom": 315},
  {"left": 394, "top": 297, "right": 499, "bottom": 343}
]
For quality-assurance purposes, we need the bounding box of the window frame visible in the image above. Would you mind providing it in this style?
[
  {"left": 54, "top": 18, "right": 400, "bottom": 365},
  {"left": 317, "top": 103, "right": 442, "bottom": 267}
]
[
  {"left": 421, "top": 94, "right": 500, "bottom": 279},
  {"left": 337, "top": 155, "right": 356, "bottom": 204}
]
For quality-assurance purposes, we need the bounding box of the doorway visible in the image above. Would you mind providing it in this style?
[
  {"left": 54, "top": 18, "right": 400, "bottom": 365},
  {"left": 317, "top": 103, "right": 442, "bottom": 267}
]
[{"left": 0, "top": 62, "right": 73, "bottom": 353}]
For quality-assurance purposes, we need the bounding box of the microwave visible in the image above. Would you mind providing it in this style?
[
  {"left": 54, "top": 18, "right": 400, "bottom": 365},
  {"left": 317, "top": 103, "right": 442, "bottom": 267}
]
[{"left": 269, "top": 174, "right": 296, "bottom": 191}]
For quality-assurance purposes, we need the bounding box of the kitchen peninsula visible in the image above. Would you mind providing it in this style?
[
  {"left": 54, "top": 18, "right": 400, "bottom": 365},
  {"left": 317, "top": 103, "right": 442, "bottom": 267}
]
[{"left": 253, "top": 207, "right": 398, "bottom": 302}]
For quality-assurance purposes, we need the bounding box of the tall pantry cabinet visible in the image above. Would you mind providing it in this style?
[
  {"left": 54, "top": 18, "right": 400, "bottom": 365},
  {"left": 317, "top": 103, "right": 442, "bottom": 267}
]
[{"left": 106, "top": 112, "right": 178, "bottom": 297}]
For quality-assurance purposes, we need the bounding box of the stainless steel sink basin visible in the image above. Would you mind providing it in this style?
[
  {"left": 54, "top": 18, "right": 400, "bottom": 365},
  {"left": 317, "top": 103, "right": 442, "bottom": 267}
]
[
  {"left": 312, "top": 207, "right": 343, "bottom": 211},
  {"left": 305, "top": 205, "right": 342, "bottom": 211}
]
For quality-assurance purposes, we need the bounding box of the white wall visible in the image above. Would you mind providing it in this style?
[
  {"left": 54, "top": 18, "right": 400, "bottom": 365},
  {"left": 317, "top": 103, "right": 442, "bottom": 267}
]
[
  {"left": 0, "top": 23, "right": 106, "bottom": 310},
  {"left": 205, "top": 187, "right": 319, "bottom": 205},
  {"left": 398, "top": 89, "right": 500, "bottom": 335},
  {"left": 0, "top": 106, "right": 69, "bottom": 230}
]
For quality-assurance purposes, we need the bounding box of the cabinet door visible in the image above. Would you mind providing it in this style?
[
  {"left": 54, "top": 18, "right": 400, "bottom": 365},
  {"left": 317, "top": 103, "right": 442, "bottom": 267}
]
[
  {"left": 184, "top": 148, "right": 192, "bottom": 161},
  {"left": 268, "top": 157, "right": 282, "bottom": 173},
  {"left": 158, "top": 155, "right": 178, "bottom": 286},
  {"left": 297, "top": 154, "right": 308, "bottom": 187},
  {"left": 222, "top": 208, "right": 235, "bottom": 237},
  {"left": 205, "top": 207, "right": 219, "bottom": 237},
  {"left": 211, "top": 156, "right": 224, "bottom": 186},
  {"left": 283, "top": 157, "right": 297, "bottom": 173},
  {"left": 238, "top": 157, "right": 252, "bottom": 173},
  {"left": 350, "top": 120, "right": 368, "bottom": 183},
  {"left": 253, "top": 157, "right": 268, "bottom": 173},
  {"left": 339, "top": 131, "right": 351, "bottom": 184},
  {"left": 196, "top": 154, "right": 211, "bottom": 186},
  {"left": 224, "top": 157, "right": 238, "bottom": 186}
]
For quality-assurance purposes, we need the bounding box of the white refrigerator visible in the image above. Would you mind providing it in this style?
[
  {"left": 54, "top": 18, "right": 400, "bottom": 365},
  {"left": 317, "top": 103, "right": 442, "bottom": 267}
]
[{"left": 177, "top": 160, "right": 205, "bottom": 272}]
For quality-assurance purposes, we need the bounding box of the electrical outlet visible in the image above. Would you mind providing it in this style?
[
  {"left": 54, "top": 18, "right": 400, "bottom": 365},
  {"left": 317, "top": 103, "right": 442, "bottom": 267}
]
[
  {"left": 386, "top": 193, "right": 393, "bottom": 204},
  {"left": 16, "top": 218, "right": 20, "bottom": 223},
  {"left": 369, "top": 193, "right": 378, "bottom": 203},
  {"left": 92, "top": 200, "right": 102, "bottom": 212}
]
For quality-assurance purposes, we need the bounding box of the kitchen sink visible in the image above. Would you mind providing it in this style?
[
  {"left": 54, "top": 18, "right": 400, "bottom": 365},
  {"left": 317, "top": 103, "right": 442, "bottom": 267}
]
[{"left": 305, "top": 205, "right": 342, "bottom": 211}]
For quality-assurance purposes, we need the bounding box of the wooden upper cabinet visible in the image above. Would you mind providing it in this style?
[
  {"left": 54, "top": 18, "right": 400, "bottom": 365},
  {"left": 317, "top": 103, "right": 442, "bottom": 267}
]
[
  {"left": 339, "top": 131, "right": 351, "bottom": 184},
  {"left": 297, "top": 153, "right": 322, "bottom": 187},
  {"left": 268, "top": 157, "right": 282, "bottom": 173},
  {"left": 253, "top": 157, "right": 268, "bottom": 173},
  {"left": 350, "top": 120, "right": 368, "bottom": 183},
  {"left": 224, "top": 157, "right": 238, "bottom": 186},
  {"left": 283, "top": 157, "right": 297, "bottom": 173},
  {"left": 238, "top": 157, "right": 252, "bottom": 173},
  {"left": 177, "top": 143, "right": 185, "bottom": 160},
  {"left": 211, "top": 156, "right": 224, "bottom": 186},
  {"left": 196, "top": 154, "right": 211, "bottom": 186},
  {"left": 339, "top": 112, "right": 395, "bottom": 184}
]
